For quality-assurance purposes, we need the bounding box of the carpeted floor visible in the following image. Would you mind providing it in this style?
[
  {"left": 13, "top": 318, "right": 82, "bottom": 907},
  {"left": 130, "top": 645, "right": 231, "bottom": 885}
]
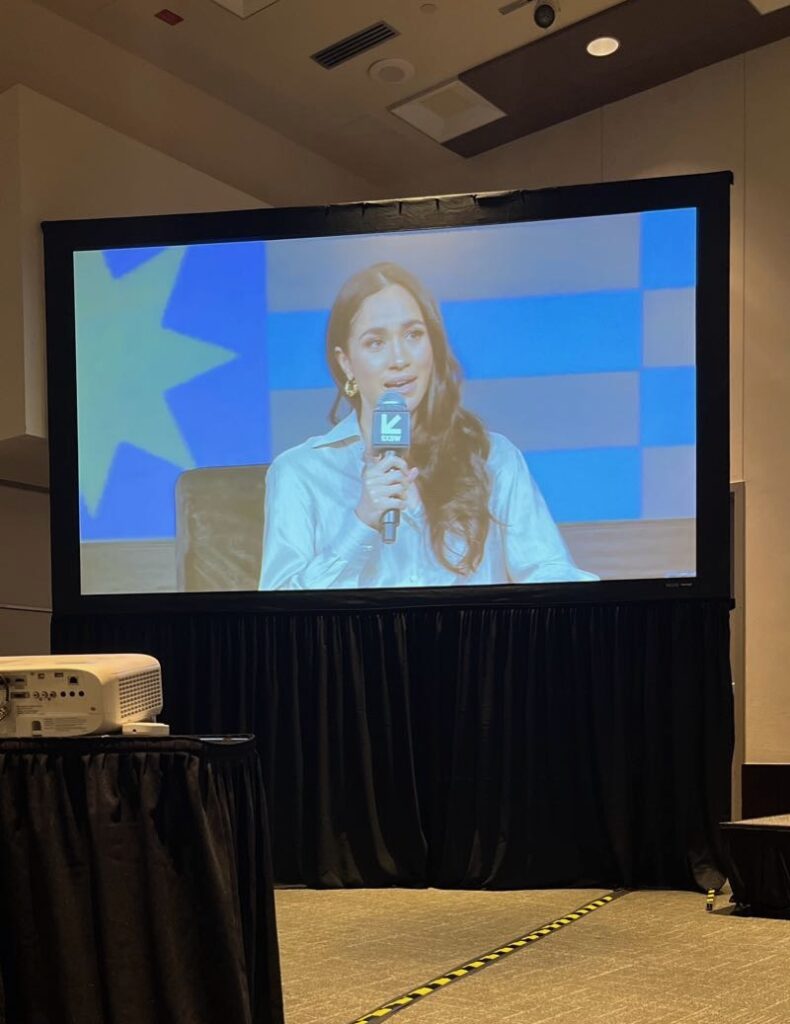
[{"left": 274, "top": 888, "right": 790, "bottom": 1024}]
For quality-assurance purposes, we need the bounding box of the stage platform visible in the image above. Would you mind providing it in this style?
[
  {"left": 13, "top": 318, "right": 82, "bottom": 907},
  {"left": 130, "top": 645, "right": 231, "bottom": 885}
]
[{"left": 721, "top": 813, "right": 790, "bottom": 918}]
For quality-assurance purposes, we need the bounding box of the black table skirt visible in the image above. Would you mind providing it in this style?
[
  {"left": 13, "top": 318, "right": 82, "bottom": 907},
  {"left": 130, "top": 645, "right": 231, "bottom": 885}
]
[
  {"left": 0, "top": 736, "right": 284, "bottom": 1024},
  {"left": 722, "top": 816, "right": 790, "bottom": 917}
]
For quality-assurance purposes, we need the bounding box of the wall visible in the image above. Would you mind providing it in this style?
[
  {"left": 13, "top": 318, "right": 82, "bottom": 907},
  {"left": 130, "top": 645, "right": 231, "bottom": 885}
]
[
  {"left": 0, "top": 91, "right": 25, "bottom": 442},
  {"left": 400, "top": 38, "right": 790, "bottom": 765},
  {"left": 0, "top": 83, "right": 261, "bottom": 652},
  {"left": 0, "top": 0, "right": 377, "bottom": 207},
  {"left": 740, "top": 39, "right": 790, "bottom": 765},
  {"left": 0, "top": 483, "right": 50, "bottom": 655}
]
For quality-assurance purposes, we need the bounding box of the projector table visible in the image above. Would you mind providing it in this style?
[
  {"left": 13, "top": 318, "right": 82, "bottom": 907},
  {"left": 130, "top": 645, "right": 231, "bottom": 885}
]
[{"left": 0, "top": 734, "right": 283, "bottom": 1024}]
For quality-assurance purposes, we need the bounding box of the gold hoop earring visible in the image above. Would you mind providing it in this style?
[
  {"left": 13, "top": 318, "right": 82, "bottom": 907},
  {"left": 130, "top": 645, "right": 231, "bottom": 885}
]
[{"left": 344, "top": 377, "right": 359, "bottom": 398}]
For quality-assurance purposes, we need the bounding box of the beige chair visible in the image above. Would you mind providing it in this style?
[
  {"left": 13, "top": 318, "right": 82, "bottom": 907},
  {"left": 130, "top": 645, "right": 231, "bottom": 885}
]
[{"left": 175, "top": 465, "right": 268, "bottom": 592}]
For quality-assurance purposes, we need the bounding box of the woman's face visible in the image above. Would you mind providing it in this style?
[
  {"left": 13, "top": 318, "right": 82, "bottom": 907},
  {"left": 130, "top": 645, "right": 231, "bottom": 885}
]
[{"left": 336, "top": 284, "right": 434, "bottom": 417}]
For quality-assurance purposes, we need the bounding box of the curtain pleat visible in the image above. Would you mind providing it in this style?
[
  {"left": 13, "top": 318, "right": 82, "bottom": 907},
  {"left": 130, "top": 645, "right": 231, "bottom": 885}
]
[
  {"left": 0, "top": 737, "right": 283, "bottom": 1024},
  {"left": 52, "top": 599, "right": 733, "bottom": 891}
]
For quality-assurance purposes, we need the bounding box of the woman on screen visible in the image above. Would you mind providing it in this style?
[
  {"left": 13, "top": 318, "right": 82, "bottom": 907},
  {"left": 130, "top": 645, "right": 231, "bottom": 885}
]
[{"left": 259, "top": 262, "right": 597, "bottom": 590}]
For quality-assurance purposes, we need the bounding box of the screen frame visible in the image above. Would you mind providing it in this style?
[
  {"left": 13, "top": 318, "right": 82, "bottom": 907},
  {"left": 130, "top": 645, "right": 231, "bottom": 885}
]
[{"left": 43, "top": 171, "right": 732, "bottom": 615}]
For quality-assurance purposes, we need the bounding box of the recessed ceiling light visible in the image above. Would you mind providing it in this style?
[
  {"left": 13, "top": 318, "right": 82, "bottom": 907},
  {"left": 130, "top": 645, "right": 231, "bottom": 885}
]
[{"left": 587, "top": 36, "right": 620, "bottom": 57}]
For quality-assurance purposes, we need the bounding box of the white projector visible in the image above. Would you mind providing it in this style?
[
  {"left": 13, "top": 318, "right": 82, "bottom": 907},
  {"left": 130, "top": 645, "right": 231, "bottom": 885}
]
[{"left": 0, "top": 654, "right": 163, "bottom": 738}]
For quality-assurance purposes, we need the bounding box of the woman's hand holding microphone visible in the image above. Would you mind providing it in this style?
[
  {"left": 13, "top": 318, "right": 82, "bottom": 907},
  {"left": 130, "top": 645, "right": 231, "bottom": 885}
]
[{"left": 355, "top": 452, "right": 419, "bottom": 531}]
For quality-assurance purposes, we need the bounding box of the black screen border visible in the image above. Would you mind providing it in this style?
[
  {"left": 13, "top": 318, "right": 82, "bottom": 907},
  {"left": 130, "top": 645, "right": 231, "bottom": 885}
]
[{"left": 43, "top": 171, "right": 732, "bottom": 615}]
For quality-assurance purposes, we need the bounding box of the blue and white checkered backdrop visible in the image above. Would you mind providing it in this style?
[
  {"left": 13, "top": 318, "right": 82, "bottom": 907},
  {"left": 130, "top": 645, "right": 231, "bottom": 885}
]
[{"left": 74, "top": 208, "right": 696, "bottom": 541}]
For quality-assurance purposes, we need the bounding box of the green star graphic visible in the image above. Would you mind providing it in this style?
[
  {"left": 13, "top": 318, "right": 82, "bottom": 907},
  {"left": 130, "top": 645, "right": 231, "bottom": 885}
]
[{"left": 74, "top": 247, "right": 235, "bottom": 514}]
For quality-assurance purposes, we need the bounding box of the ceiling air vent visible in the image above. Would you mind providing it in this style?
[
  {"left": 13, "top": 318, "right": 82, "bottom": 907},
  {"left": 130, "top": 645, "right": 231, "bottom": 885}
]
[
  {"left": 391, "top": 80, "right": 506, "bottom": 143},
  {"left": 312, "top": 22, "right": 399, "bottom": 70},
  {"left": 498, "top": 0, "right": 531, "bottom": 13}
]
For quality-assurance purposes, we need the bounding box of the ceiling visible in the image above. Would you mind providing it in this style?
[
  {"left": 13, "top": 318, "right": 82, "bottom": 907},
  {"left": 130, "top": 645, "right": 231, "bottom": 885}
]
[
  {"left": 455, "top": 0, "right": 790, "bottom": 156},
  {"left": 26, "top": 0, "right": 790, "bottom": 190},
  {"left": 26, "top": 0, "right": 633, "bottom": 187}
]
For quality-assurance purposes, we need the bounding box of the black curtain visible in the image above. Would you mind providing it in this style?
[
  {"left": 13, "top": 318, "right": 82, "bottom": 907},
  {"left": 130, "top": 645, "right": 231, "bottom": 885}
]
[
  {"left": 52, "top": 599, "right": 733, "bottom": 891},
  {"left": 0, "top": 737, "right": 283, "bottom": 1024}
]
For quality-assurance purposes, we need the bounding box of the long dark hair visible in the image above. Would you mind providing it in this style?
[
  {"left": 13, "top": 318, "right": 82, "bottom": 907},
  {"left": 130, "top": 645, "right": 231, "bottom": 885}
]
[{"left": 326, "top": 262, "right": 491, "bottom": 576}]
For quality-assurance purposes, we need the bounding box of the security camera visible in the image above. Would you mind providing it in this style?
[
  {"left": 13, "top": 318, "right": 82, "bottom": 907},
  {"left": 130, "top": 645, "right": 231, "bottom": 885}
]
[{"left": 534, "top": 1, "right": 556, "bottom": 29}]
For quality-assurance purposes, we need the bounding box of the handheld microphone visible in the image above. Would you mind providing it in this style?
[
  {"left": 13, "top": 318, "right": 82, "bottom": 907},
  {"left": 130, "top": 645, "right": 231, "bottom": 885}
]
[{"left": 371, "top": 391, "right": 411, "bottom": 544}]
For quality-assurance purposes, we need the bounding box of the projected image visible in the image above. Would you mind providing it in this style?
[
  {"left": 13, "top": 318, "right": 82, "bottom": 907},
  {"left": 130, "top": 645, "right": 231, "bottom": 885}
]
[{"left": 73, "top": 210, "right": 697, "bottom": 594}]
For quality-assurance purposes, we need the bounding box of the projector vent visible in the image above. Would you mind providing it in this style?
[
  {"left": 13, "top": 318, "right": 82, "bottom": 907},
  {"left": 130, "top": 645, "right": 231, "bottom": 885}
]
[
  {"left": 117, "top": 669, "right": 162, "bottom": 721},
  {"left": 312, "top": 22, "right": 399, "bottom": 70}
]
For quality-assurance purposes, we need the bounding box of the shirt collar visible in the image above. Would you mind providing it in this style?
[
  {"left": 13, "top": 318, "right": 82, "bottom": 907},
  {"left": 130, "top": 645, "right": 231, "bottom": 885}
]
[{"left": 311, "top": 411, "right": 362, "bottom": 449}]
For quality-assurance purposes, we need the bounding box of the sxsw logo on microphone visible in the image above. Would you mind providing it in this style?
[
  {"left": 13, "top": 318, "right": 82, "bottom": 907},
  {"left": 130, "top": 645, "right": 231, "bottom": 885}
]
[
  {"left": 372, "top": 404, "right": 411, "bottom": 450},
  {"left": 380, "top": 414, "right": 403, "bottom": 444}
]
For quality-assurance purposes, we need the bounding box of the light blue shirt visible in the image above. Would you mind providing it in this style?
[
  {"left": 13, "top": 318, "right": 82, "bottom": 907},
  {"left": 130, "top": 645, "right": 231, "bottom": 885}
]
[{"left": 259, "top": 413, "right": 597, "bottom": 590}]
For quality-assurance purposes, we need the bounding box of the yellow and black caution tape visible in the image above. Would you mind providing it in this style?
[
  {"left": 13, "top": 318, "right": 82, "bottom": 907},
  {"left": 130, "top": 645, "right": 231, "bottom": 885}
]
[
  {"left": 706, "top": 888, "right": 717, "bottom": 912},
  {"left": 348, "top": 890, "right": 628, "bottom": 1024}
]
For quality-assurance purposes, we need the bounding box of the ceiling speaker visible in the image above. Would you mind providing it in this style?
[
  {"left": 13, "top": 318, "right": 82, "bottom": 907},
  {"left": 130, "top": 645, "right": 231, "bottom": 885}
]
[{"left": 368, "top": 59, "right": 415, "bottom": 85}]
